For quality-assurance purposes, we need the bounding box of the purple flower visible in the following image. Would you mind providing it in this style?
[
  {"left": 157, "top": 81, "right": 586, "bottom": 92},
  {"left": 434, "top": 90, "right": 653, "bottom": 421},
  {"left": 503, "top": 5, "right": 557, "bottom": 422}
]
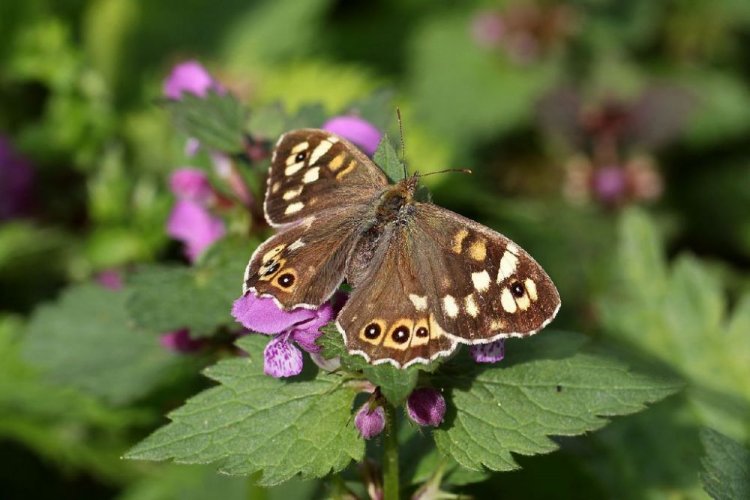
[
  {"left": 163, "top": 60, "right": 224, "bottom": 100},
  {"left": 406, "top": 388, "right": 446, "bottom": 427},
  {"left": 0, "top": 135, "right": 34, "bottom": 221},
  {"left": 592, "top": 165, "right": 627, "bottom": 205},
  {"left": 322, "top": 116, "right": 382, "bottom": 157},
  {"left": 166, "top": 200, "right": 226, "bottom": 263},
  {"left": 160, "top": 329, "right": 205, "bottom": 353},
  {"left": 470, "top": 339, "right": 505, "bottom": 363},
  {"left": 96, "top": 269, "right": 124, "bottom": 291},
  {"left": 169, "top": 168, "right": 213, "bottom": 203},
  {"left": 231, "top": 292, "right": 343, "bottom": 378},
  {"left": 471, "top": 10, "right": 505, "bottom": 48},
  {"left": 355, "top": 403, "right": 386, "bottom": 439}
]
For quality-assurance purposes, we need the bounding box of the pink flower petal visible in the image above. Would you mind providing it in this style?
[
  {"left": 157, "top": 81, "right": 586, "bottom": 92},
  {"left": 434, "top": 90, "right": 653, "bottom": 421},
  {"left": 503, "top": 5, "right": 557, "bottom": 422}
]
[
  {"left": 470, "top": 340, "right": 505, "bottom": 363},
  {"left": 169, "top": 168, "right": 212, "bottom": 203},
  {"left": 323, "top": 116, "right": 382, "bottom": 156},
  {"left": 231, "top": 292, "right": 318, "bottom": 334},
  {"left": 264, "top": 334, "right": 304, "bottom": 378},
  {"left": 406, "top": 388, "right": 446, "bottom": 427},
  {"left": 96, "top": 269, "right": 123, "bottom": 290},
  {"left": 166, "top": 199, "right": 225, "bottom": 262},
  {"left": 163, "top": 60, "right": 223, "bottom": 100}
]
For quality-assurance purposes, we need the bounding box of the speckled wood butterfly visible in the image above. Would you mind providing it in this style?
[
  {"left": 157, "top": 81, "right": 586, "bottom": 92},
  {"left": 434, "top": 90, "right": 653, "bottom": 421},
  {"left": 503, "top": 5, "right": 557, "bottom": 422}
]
[{"left": 243, "top": 129, "right": 560, "bottom": 368}]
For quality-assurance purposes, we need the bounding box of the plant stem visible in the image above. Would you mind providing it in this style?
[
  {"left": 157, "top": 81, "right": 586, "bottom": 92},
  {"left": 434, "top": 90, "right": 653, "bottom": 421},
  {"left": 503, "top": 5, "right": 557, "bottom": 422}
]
[{"left": 382, "top": 403, "right": 400, "bottom": 500}]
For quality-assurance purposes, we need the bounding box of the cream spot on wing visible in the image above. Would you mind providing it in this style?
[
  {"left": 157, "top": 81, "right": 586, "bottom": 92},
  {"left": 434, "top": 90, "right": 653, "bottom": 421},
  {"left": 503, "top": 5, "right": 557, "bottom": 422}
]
[
  {"left": 500, "top": 288, "right": 518, "bottom": 313},
  {"left": 429, "top": 314, "right": 446, "bottom": 339},
  {"left": 302, "top": 167, "right": 320, "bottom": 184},
  {"left": 282, "top": 186, "right": 303, "bottom": 200},
  {"left": 288, "top": 239, "right": 305, "bottom": 252},
  {"left": 468, "top": 239, "right": 487, "bottom": 261},
  {"left": 328, "top": 136, "right": 339, "bottom": 143},
  {"left": 284, "top": 202, "right": 304, "bottom": 215},
  {"left": 443, "top": 295, "right": 459, "bottom": 318},
  {"left": 471, "top": 270, "right": 491, "bottom": 292},
  {"left": 452, "top": 229, "right": 469, "bottom": 254},
  {"left": 525, "top": 278, "right": 538, "bottom": 301},
  {"left": 465, "top": 294, "right": 479, "bottom": 317},
  {"left": 284, "top": 162, "right": 304, "bottom": 176},
  {"left": 328, "top": 154, "right": 345, "bottom": 171},
  {"left": 490, "top": 319, "right": 506, "bottom": 330},
  {"left": 262, "top": 244, "right": 285, "bottom": 263},
  {"left": 516, "top": 294, "right": 531, "bottom": 311},
  {"left": 409, "top": 294, "right": 428, "bottom": 311},
  {"left": 497, "top": 250, "right": 519, "bottom": 283},
  {"left": 309, "top": 140, "right": 333, "bottom": 165},
  {"left": 291, "top": 141, "right": 309, "bottom": 154},
  {"left": 336, "top": 159, "right": 357, "bottom": 179},
  {"left": 271, "top": 181, "right": 281, "bottom": 194},
  {"left": 507, "top": 243, "right": 519, "bottom": 255}
]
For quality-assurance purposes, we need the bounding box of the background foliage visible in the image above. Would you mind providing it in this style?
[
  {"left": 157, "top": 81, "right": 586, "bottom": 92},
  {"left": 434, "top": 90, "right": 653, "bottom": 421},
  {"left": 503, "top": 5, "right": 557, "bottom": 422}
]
[{"left": 1, "top": 0, "right": 749, "bottom": 498}]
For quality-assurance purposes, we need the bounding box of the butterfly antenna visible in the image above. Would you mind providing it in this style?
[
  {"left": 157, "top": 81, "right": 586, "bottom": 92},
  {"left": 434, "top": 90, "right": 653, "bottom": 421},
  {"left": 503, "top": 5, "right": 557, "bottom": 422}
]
[
  {"left": 417, "top": 168, "right": 473, "bottom": 178},
  {"left": 396, "top": 107, "right": 408, "bottom": 179}
]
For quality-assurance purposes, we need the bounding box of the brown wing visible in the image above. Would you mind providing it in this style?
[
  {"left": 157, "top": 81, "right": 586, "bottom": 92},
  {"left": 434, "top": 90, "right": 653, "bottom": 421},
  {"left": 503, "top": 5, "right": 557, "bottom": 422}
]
[
  {"left": 264, "top": 129, "right": 388, "bottom": 227},
  {"left": 337, "top": 203, "right": 560, "bottom": 368},
  {"left": 337, "top": 225, "right": 458, "bottom": 368},
  {"left": 244, "top": 206, "right": 369, "bottom": 309},
  {"left": 409, "top": 203, "right": 560, "bottom": 343}
]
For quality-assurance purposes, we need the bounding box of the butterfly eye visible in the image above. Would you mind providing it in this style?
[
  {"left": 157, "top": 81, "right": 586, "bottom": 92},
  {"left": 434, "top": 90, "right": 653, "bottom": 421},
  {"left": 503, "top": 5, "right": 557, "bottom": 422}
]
[
  {"left": 510, "top": 281, "right": 525, "bottom": 298},
  {"left": 415, "top": 326, "right": 429, "bottom": 338},
  {"left": 391, "top": 325, "right": 411, "bottom": 344},
  {"left": 295, "top": 152, "right": 306, "bottom": 162}
]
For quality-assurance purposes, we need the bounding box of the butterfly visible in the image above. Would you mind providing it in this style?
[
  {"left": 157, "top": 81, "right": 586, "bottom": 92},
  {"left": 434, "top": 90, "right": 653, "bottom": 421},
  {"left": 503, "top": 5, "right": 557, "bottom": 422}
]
[{"left": 243, "top": 129, "right": 560, "bottom": 368}]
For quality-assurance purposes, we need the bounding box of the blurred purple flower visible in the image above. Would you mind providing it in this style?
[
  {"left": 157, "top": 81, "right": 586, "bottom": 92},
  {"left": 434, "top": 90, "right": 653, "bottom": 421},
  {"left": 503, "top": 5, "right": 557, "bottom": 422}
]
[
  {"left": 592, "top": 165, "right": 627, "bottom": 205},
  {"left": 323, "top": 116, "right": 382, "bottom": 156},
  {"left": 0, "top": 136, "right": 34, "bottom": 221},
  {"left": 166, "top": 200, "right": 226, "bottom": 262},
  {"left": 355, "top": 403, "right": 386, "bottom": 439},
  {"left": 184, "top": 137, "right": 201, "bottom": 157},
  {"left": 160, "top": 329, "right": 205, "bottom": 353},
  {"left": 471, "top": 10, "right": 505, "bottom": 48},
  {"left": 470, "top": 339, "right": 506, "bottom": 363},
  {"left": 96, "top": 269, "right": 124, "bottom": 291},
  {"left": 163, "top": 60, "right": 224, "bottom": 100},
  {"left": 231, "top": 292, "right": 344, "bottom": 378},
  {"left": 406, "top": 388, "right": 446, "bottom": 427},
  {"left": 169, "top": 168, "right": 213, "bottom": 203}
]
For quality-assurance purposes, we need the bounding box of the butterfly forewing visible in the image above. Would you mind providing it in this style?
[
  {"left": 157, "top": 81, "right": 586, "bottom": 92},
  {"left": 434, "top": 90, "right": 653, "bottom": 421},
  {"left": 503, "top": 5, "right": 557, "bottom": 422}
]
[{"left": 265, "top": 129, "right": 388, "bottom": 227}]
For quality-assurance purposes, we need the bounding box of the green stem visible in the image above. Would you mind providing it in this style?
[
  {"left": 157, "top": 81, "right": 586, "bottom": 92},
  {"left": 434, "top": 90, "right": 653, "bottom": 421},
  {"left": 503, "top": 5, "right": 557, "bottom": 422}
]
[{"left": 382, "top": 403, "right": 400, "bottom": 500}]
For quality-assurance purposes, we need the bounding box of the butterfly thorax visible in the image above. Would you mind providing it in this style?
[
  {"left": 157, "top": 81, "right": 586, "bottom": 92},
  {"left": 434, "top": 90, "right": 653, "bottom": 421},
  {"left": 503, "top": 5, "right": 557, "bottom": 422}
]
[{"left": 374, "top": 176, "right": 419, "bottom": 224}]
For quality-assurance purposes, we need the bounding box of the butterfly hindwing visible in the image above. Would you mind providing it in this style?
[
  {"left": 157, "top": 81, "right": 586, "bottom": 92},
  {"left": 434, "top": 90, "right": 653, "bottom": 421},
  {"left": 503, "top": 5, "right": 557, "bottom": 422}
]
[
  {"left": 265, "top": 129, "right": 388, "bottom": 227},
  {"left": 244, "top": 206, "right": 369, "bottom": 309}
]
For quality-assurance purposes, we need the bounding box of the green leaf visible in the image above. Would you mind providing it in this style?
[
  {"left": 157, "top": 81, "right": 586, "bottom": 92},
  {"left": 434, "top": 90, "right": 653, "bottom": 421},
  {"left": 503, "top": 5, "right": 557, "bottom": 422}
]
[
  {"left": 127, "top": 238, "right": 250, "bottom": 336},
  {"left": 599, "top": 209, "right": 750, "bottom": 439},
  {"left": 22, "top": 284, "right": 187, "bottom": 405},
  {"left": 165, "top": 91, "right": 246, "bottom": 153},
  {"left": 373, "top": 134, "right": 406, "bottom": 182},
  {"left": 432, "top": 331, "right": 679, "bottom": 471},
  {"left": 125, "top": 335, "right": 364, "bottom": 486},
  {"left": 700, "top": 428, "right": 750, "bottom": 500}
]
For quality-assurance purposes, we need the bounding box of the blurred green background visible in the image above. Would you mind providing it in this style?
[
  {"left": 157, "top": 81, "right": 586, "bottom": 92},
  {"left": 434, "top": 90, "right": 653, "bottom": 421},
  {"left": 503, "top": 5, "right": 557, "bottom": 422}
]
[{"left": 1, "top": 0, "right": 749, "bottom": 498}]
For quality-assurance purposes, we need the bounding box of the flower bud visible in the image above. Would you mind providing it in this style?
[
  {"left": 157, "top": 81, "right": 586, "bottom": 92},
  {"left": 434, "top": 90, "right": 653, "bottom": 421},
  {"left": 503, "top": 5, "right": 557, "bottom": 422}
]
[
  {"left": 470, "top": 339, "right": 505, "bottom": 364},
  {"left": 355, "top": 403, "right": 385, "bottom": 439},
  {"left": 406, "top": 388, "right": 446, "bottom": 427}
]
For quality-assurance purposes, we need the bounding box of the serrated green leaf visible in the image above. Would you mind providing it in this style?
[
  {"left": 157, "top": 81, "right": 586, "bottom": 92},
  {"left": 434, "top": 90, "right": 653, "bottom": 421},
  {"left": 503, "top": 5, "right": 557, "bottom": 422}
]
[
  {"left": 432, "top": 331, "right": 679, "bottom": 472},
  {"left": 125, "top": 335, "right": 364, "bottom": 486},
  {"left": 22, "top": 284, "right": 186, "bottom": 406},
  {"left": 127, "top": 238, "right": 250, "bottom": 336},
  {"left": 362, "top": 365, "right": 418, "bottom": 406},
  {"left": 700, "top": 428, "right": 750, "bottom": 500},
  {"left": 373, "top": 134, "right": 406, "bottom": 182},
  {"left": 599, "top": 209, "right": 750, "bottom": 439},
  {"left": 165, "top": 91, "right": 246, "bottom": 152}
]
